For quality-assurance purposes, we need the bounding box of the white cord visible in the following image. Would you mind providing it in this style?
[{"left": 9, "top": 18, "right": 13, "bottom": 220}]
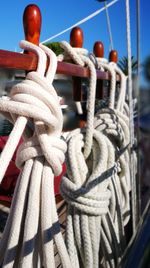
[
  {"left": 125, "top": 0, "right": 137, "bottom": 234},
  {"left": 0, "top": 41, "right": 71, "bottom": 268}
]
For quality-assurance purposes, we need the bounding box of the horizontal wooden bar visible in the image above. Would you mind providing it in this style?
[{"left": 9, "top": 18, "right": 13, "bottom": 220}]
[{"left": 0, "top": 49, "right": 119, "bottom": 80}]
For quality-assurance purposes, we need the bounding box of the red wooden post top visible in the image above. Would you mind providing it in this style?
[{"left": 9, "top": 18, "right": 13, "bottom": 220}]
[
  {"left": 93, "top": 41, "right": 104, "bottom": 58},
  {"left": 23, "top": 4, "right": 42, "bottom": 46},
  {"left": 109, "top": 50, "right": 118, "bottom": 63},
  {"left": 70, "top": 27, "right": 83, "bottom": 48}
]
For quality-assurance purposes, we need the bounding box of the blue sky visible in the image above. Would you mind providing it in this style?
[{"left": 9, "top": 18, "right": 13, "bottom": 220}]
[{"left": 0, "top": 0, "right": 149, "bottom": 63}]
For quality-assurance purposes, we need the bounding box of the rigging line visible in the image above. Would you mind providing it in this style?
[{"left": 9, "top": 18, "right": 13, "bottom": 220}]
[
  {"left": 104, "top": 1, "right": 114, "bottom": 51},
  {"left": 136, "top": 0, "right": 140, "bottom": 77},
  {"left": 41, "top": 0, "right": 119, "bottom": 44},
  {"left": 125, "top": 0, "right": 137, "bottom": 235},
  {"left": 136, "top": 0, "right": 141, "bottom": 220}
]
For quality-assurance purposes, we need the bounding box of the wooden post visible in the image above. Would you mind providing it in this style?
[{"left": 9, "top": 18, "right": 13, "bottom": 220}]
[
  {"left": 93, "top": 41, "right": 104, "bottom": 99},
  {"left": 70, "top": 27, "right": 83, "bottom": 48},
  {"left": 108, "top": 50, "right": 118, "bottom": 99},
  {"left": 70, "top": 27, "right": 83, "bottom": 102},
  {"left": 70, "top": 27, "right": 87, "bottom": 128},
  {"left": 109, "top": 50, "right": 118, "bottom": 63},
  {"left": 93, "top": 41, "right": 104, "bottom": 58},
  {"left": 23, "top": 4, "right": 41, "bottom": 53}
]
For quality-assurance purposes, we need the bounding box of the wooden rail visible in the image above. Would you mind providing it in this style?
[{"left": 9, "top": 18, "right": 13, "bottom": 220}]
[
  {"left": 0, "top": 4, "right": 119, "bottom": 81},
  {"left": 0, "top": 49, "right": 113, "bottom": 80},
  {"left": 0, "top": 4, "right": 120, "bottom": 207}
]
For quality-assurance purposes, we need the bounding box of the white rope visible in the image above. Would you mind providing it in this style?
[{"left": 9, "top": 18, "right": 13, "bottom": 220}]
[
  {"left": 41, "top": 0, "right": 119, "bottom": 44},
  {"left": 0, "top": 42, "right": 71, "bottom": 267},
  {"left": 104, "top": 1, "right": 114, "bottom": 51},
  {"left": 125, "top": 0, "right": 137, "bottom": 234},
  {"left": 0, "top": 38, "right": 131, "bottom": 268},
  {"left": 60, "top": 41, "right": 97, "bottom": 159},
  {"left": 60, "top": 42, "right": 131, "bottom": 267},
  {"left": 93, "top": 56, "right": 131, "bottom": 249}
]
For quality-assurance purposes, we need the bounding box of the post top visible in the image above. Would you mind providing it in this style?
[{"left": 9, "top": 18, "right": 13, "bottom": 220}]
[
  {"left": 23, "top": 4, "right": 42, "bottom": 45},
  {"left": 109, "top": 50, "right": 118, "bottom": 63},
  {"left": 70, "top": 27, "right": 83, "bottom": 48},
  {"left": 93, "top": 41, "right": 104, "bottom": 58}
]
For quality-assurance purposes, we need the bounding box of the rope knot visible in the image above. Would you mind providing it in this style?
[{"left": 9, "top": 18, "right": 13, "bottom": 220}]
[
  {"left": 16, "top": 135, "right": 66, "bottom": 176},
  {"left": 61, "top": 177, "right": 111, "bottom": 216}
]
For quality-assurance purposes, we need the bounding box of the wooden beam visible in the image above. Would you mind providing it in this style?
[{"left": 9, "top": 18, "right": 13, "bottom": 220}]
[{"left": 0, "top": 49, "right": 119, "bottom": 80}]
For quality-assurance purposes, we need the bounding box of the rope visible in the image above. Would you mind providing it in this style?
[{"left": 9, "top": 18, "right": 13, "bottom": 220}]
[
  {"left": 41, "top": 0, "right": 119, "bottom": 44},
  {"left": 0, "top": 38, "right": 132, "bottom": 267},
  {"left": 104, "top": 1, "right": 114, "bottom": 51},
  {"left": 0, "top": 41, "right": 71, "bottom": 267},
  {"left": 125, "top": 0, "right": 137, "bottom": 234},
  {"left": 59, "top": 42, "right": 131, "bottom": 267},
  {"left": 59, "top": 42, "right": 97, "bottom": 159}
]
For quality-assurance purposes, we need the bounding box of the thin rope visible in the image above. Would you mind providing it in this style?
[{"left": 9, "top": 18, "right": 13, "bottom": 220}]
[
  {"left": 41, "top": 0, "right": 119, "bottom": 44},
  {"left": 125, "top": 0, "right": 137, "bottom": 234},
  {"left": 136, "top": 0, "right": 141, "bottom": 219},
  {"left": 104, "top": 1, "right": 114, "bottom": 51}
]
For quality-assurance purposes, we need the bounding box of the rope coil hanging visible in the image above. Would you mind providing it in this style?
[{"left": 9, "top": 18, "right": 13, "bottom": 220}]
[
  {"left": 59, "top": 40, "right": 131, "bottom": 267},
  {"left": 0, "top": 39, "right": 132, "bottom": 268},
  {"left": 0, "top": 41, "right": 71, "bottom": 268},
  {"left": 0, "top": 1, "right": 137, "bottom": 267}
]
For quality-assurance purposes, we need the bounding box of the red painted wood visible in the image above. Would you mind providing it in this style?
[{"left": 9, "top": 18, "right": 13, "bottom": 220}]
[
  {"left": 93, "top": 41, "right": 104, "bottom": 58},
  {"left": 109, "top": 50, "right": 118, "bottom": 63},
  {"left": 23, "top": 4, "right": 41, "bottom": 46},
  {"left": 0, "top": 49, "right": 120, "bottom": 80},
  {"left": 70, "top": 27, "right": 83, "bottom": 48},
  {"left": 93, "top": 42, "right": 104, "bottom": 99},
  {"left": 72, "top": 77, "right": 82, "bottom": 101},
  {"left": 70, "top": 27, "right": 83, "bottom": 101}
]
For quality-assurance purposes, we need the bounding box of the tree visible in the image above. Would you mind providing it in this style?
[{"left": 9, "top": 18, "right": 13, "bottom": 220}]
[
  {"left": 44, "top": 42, "right": 64, "bottom": 56},
  {"left": 118, "top": 56, "right": 138, "bottom": 75}
]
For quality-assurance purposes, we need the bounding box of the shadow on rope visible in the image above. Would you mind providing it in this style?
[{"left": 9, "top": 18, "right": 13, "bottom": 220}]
[{"left": 1, "top": 220, "right": 61, "bottom": 265}]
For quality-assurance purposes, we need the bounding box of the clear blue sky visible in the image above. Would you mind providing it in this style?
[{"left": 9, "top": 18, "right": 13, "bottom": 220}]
[{"left": 0, "top": 0, "right": 149, "bottom": 63}]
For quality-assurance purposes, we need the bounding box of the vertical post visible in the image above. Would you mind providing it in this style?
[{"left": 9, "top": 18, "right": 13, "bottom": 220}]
[
  {"left": 93, "top": 41, "right": 104, "bottom": 99},
  {"left": 23, "top": 4, "right": 42, "bottom": 50},
  {"left": 109, "top": 49, "right": 119, "bottom": 99},
  {"left": 70, "top": 27, "right": 86, "bottom": 127},
  {"left": 70, "top": 27, "right": 83, "bottom": 102},
  {"left": 70, "top": 26, "right": 83, "bottom": 48},
  {"left": 109, "top": 50, "right": 118, "bottom": 63}
]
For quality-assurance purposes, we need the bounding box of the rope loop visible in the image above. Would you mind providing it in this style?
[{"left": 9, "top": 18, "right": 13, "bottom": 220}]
[
  {"left": 0, "top": 41, "right": 67, "bottom": 176},
  {"left": 61, "top": 176, "right": 111, "bottom": 215},
  {"left": 59, "top": 41, "right": 97, "bottom": 159}
]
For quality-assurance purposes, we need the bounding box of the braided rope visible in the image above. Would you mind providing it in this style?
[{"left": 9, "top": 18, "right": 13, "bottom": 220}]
[
  {"left": 60, "top": 41, "right": 97, "bottom": 159},
  {"left": 0, "top": 42, "right": 71, "bottom": 267},
  {"left": 125, "top": 0, "right": 137, "bottom": 234},
  {"left": 59, "top": 42, "right": 131, "bottom": 267},
  {"left": 0, "top": 38, "right": 132, "bottom": 267}
]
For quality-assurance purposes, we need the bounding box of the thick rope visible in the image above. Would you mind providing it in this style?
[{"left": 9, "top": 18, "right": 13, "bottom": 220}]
[
  {"left": 95, "top": 55, "right": 131, "bottom": 218},
  {"left": 0, "top": 42, "right": 71, "bottom": 267},
  {"left": 60, "top": 41, "right": 97, "bottom": 159},
  {"left": 0, "top": 39, "right": 131, "bottom": 268},
  {"left": 59, "top": 43, "right": 130, "bottom": 267}
]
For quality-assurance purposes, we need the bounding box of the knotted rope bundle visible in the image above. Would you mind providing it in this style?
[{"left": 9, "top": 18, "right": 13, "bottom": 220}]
[
  {"left": 60, "top": 43, "right": 131, "bottom": 268},
  {"left": 0, "top": 42, "right": 71, "bottom": 267}
]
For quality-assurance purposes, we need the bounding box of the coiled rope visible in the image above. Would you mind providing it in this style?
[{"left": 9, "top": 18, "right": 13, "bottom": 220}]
[
  {"left": 59, "top": 42, "right": 131, "bottom": 267},
  {"left": 0, "top": 42, "right": 71, "bottom": 267},
  {"left": 0, "top": 40, "right": 132, "bottom": 267}
]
